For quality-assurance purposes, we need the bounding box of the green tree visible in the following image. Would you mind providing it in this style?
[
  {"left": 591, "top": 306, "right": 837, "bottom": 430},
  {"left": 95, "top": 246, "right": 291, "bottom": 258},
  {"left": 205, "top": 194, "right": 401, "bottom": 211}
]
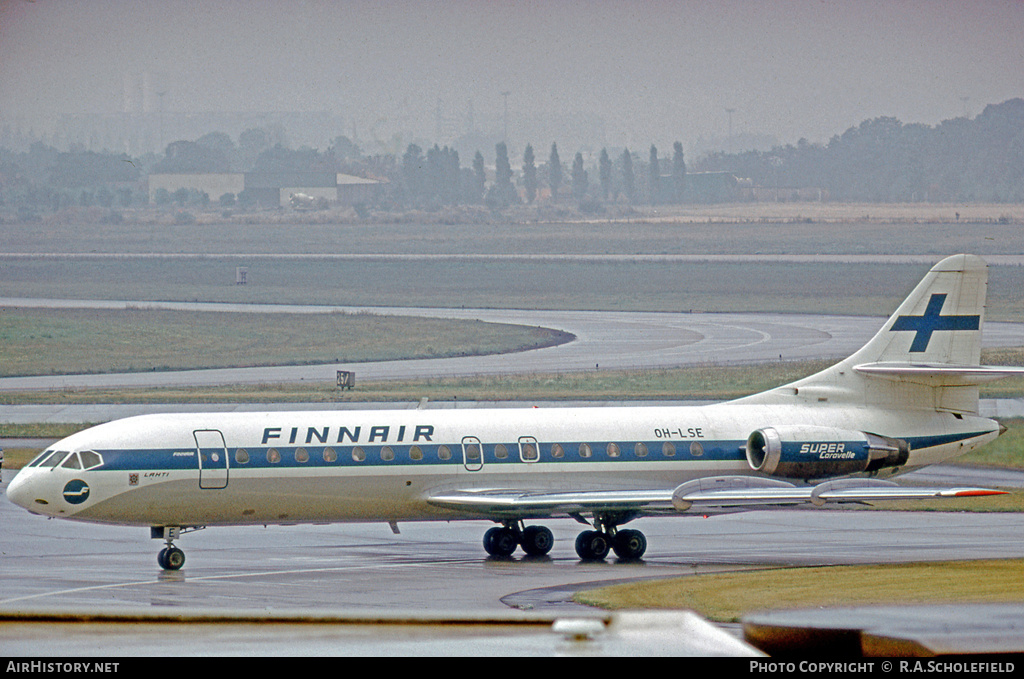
[
  {"left": 649, "top": 145, "right": 660, "bottom": 205},
  {"left": 237, "top": 128, "right": 270, "bottom": 170},
  {"left": 472, "top": 151, "right": 486, "bottom": 203},
  {"left": 599, "top": 148, "right": 612, "bottom": 201},
  {"left": 620, "top": 148, "right": 635, "bottom": 204},
  {"left": 330, "top": 135, "right": 363, "bottom": 163},
  {"left": 523, "top": 144, "right": 537, "bottom": 204},
  {"left": 672, "top": 141, "right": 687, "bottom": 203},
  {"left": 487, "top": 142, "right": 518, "bottom": 207},
  {"left": 549, "top": 143, "right": 562, "bottom": 203},
  {"left": 196, "top": 131, "right": 236, "bottom": 160},
  {"left": 444, "top": 146, "right": 461, "bottom": 205},
  {"left": 427, "top": 144, "right": 444, "bottom": 202},
  {"left": 571, "top": 152, "right": 588, "bottom": 202},
  {"left": 402, "top": 143, "right": 426, "bottom": 202}
]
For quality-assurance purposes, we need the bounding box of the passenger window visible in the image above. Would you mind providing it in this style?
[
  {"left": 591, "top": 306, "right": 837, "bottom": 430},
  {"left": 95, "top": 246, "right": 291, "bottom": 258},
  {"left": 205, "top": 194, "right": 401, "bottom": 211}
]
[
  {"left": 409, "top": 446, "right": 423, "bottom": 461},
  {"left": 634, "top": 442, "right": 648, "bottom": 458},
  {"left": 80, "top": 451, "right": 103, "bottom": 469},
  {"left": 465, "top": 444, "right": 481, "bottom": 461},
  {"left": 381, "top": 447, "right": 395, "bottom": 462},
  {"left": 494, "top": 444, "right": 509, "bottom": 460},
  {"left": 323, "top": 447, "right": 337, "bottom": 463},
  {"left": 606, "top": 443, "right": 620, "bottom": 458},
  {"left": 437, "top": 445, "right": 452, "bottom": 461},
  {"left": 352, "top": 447, "right": 366, "bottom": 462},
  {"left": 61, "top": 453, "right": 83, "bottom": 470},
  {"left": 690, "top": 441, "right": 704, "bottom": 457},
  {"left": 551, "top": 444, "right": 565, "bottom": 459},
  {"left": 520, "top": 442, "right": 539, "bottom": 462},
  {"left": 662, "top": 442, "right": 676, "bottom": 457},
  {"left": 235, "top": 449, "right": 250, "bottom": 465},
  {"left": 579, "top": 443, "right": 592, "bottom": 459},
  {"left": 267, "top": 448, "right": 281, "bottom": 464},
  {"left": 295, "top": 448, "right": 309, "bottom": 463}
]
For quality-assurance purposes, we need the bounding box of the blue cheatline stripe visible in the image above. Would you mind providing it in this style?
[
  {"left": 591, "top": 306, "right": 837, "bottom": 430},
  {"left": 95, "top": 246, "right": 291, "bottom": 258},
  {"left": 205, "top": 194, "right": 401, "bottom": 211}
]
[
  {"left": 85, "top": 430, "right": 991, "bottom": 473},
  {"left": 93, "top": 439, "right": 749, "bottom": 472}
]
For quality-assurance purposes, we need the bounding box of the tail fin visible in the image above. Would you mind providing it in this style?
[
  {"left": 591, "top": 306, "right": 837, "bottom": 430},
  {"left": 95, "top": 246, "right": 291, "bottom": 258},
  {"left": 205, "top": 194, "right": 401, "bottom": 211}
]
[
  {"left": 848, "top": 253, "right": 985, "bottom": 367},
  {"left": 740, "top": 254, "right": 1023, "bottom": 414}
]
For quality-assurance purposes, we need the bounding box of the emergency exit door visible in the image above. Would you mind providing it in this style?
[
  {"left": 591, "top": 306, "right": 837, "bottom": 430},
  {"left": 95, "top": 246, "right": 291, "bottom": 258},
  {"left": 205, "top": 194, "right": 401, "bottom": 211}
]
[{"left": 194, "top": 429, "right": 229, "bottom": 489}]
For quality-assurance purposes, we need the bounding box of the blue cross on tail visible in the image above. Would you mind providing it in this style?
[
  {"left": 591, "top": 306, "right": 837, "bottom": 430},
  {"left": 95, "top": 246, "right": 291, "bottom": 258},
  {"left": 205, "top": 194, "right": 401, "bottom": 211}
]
[{"left": 890, "top": 293, "right": 980, "bottom": 352}]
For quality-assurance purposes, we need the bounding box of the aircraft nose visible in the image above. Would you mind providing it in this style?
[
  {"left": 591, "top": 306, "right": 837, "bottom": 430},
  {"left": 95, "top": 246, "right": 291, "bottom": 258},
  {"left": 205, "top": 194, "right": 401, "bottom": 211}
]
[{"left": 6, "top": 469, "right": 39, "bottom": 511}]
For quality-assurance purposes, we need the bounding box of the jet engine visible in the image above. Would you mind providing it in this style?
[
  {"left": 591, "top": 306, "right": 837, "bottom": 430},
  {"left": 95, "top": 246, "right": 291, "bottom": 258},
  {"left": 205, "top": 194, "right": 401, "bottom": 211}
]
[{"left": 745, "top": 425, "right": 909, "bottom": 480}]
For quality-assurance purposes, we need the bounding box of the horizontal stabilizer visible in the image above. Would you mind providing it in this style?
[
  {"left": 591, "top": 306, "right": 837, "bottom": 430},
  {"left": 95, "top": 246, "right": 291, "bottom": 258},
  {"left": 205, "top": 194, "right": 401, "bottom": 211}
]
[{"left": 855, "top": 362, "right": 1024, "bottom": 387}]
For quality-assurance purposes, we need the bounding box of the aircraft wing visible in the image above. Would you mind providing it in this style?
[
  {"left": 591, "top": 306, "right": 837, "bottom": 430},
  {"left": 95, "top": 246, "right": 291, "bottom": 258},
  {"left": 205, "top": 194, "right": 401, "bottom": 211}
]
[{"left": 427, "top": 476, "right": 1006, "bottom": 518}]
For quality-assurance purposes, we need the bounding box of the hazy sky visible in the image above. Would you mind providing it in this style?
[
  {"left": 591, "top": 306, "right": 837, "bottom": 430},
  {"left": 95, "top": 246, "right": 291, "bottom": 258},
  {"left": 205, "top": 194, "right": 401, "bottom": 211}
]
[{"left": 2, "top": 0, "right": 1022, "bottom": 154}]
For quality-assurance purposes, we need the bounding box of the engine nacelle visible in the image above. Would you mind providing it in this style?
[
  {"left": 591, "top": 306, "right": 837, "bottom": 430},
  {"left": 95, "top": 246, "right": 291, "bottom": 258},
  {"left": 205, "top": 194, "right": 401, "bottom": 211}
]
[{"left": 745, "top": 425, "right": 909, "bottom": 480}]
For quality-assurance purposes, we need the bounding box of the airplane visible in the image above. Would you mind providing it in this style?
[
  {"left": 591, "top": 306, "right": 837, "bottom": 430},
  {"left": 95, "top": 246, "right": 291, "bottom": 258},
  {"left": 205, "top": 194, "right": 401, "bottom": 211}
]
[{"left": 6, "top": 254, "right": 1024, "bottom": 570}]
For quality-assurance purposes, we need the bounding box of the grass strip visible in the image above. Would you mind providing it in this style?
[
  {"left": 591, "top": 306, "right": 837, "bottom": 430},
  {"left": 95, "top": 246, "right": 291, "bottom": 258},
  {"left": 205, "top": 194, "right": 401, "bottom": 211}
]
[
  {"left": 573, "top": 559, "right": 1024, "bottom": 622},
  {"left": 0, "top": 307, "right": 571, "bottom": 378},
  {"left": 2, "top": 352, "right": 1021, "bottom": 405}
]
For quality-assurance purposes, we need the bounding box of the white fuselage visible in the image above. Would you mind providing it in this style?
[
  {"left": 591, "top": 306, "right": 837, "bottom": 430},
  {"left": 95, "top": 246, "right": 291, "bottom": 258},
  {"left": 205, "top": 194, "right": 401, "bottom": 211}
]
[{"left": 6, "top": 401, "right": 999, "bottom": 528}]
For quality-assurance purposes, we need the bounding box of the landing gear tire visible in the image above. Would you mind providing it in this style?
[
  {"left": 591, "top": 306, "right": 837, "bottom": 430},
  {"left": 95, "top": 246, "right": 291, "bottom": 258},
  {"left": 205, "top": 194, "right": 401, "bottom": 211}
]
[
  {"left": 521, "top": 525, "right": 554, "bottom": 556},
  {"left": 483, "top": 526, "right": 519, "bottom": 557},
  {"left": 575, "top": 530, "right": 610, "bottom": 561},
  {"left": 612, "top": 529, "right": 647, "bottom": 560},
  {"left": 158, "top": 546, "right": 186, "bottom": 570}
]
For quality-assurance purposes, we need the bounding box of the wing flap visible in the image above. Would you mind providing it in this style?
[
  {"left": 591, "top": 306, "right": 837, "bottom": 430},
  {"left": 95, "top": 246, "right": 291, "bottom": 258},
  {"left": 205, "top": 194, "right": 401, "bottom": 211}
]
[
  {"left": 427, "top": 488, "right": 676, "bottom": 516},
  {"left": 427, "top": 477, "right": 1006, "bottom": 517}
]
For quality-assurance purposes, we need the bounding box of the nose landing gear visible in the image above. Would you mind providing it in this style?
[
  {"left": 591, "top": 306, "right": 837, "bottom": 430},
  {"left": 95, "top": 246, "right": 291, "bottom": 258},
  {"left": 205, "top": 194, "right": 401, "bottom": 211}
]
[
  {"left": 151, "top": 526, "right": 194, "bottom": 571},
  {"left": 158, "top": 544, "right": 186, "bottom": 570}
]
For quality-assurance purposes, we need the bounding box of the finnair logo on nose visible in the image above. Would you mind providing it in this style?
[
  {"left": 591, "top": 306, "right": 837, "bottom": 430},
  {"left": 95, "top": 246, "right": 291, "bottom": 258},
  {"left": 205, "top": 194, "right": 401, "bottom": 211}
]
[{"left": 62, "top": 479, "right": 91, "bottom": 505}]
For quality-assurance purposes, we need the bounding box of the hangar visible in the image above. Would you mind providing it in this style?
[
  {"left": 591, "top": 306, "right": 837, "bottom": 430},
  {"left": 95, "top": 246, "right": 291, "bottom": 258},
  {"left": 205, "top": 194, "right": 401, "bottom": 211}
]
[{"left": 148, "top": 172, "right": 383, "bottom": 208}]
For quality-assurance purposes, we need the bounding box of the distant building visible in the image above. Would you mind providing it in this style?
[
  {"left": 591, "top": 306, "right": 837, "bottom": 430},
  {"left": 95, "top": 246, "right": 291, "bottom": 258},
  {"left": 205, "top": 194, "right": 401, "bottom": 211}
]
[
  {"left": 648, "top": 171, "right": 743, "bottom": 204},
  {"left": 148, "top": 172, "right": 383, "bottom": 207},
  {"left": 148, "top": 173, "right": 244, "bottom": 203},
  {"left": 684, "top": 172, "right": 741, "bottom": 203},
  {"left": 335, "top": 174, "right": 385, "bottom": 205},
  {"left": 243, "top": 172, "right": 338, "bottom": 207}
]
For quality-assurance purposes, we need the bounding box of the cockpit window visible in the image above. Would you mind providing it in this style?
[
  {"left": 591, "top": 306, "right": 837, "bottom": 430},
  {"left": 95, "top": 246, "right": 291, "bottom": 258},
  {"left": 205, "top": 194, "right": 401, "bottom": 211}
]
[
  {"left": 61, "top": 453, "right": 83, "bottom": 470},
  {"left": 80, "top": 451, "right": 103, "bottom": 469},
  {"left": 29, "top": 450, "right": 103, "bottom": 470},
  {"left": 39, "top": 451, "right": 71, "bottom": 469},
  {"left": 28, "top": 450, "right": 54, "bottom": 467}
]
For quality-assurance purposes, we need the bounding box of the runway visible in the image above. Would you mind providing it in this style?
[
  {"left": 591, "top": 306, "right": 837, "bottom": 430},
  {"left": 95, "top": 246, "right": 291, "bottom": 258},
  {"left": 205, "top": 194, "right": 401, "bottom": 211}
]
[
  {"left": 4, "top": 467, "right": 1023, "bottom": 614},
  {"left": 3, "top": 298, "right": 1023, "bottom": 390},
  {"left": 3, "top": 464, "right": 1023, "bottom": 655},
  {"left": 3, "top": 299, "right": 1024, "bottom": 655}
]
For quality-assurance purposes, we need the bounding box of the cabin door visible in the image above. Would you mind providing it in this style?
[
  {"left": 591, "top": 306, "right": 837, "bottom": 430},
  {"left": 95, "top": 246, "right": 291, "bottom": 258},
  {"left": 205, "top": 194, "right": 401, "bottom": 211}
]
[{"left": 195, "top": 429, "right": 229, "bottom": 489}]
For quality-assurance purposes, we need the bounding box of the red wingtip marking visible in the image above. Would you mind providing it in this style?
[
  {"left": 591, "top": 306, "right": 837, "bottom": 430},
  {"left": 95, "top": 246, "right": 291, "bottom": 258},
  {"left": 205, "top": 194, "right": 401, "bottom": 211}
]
[{"left": 954, "top": 490, "right": 1008, "bottom": 497}]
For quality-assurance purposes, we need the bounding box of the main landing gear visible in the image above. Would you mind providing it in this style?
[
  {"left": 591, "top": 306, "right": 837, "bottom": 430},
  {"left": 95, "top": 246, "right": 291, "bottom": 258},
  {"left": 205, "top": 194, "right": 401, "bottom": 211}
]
[
  {"left": 482, "top": 518, "right": 647, "bottom": 561},
  {"left": 575, "top": 527, "right": 647, "bottom": 561},
  {"left": 484, "top": 522, "right": 555, "bottom": 557}
]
